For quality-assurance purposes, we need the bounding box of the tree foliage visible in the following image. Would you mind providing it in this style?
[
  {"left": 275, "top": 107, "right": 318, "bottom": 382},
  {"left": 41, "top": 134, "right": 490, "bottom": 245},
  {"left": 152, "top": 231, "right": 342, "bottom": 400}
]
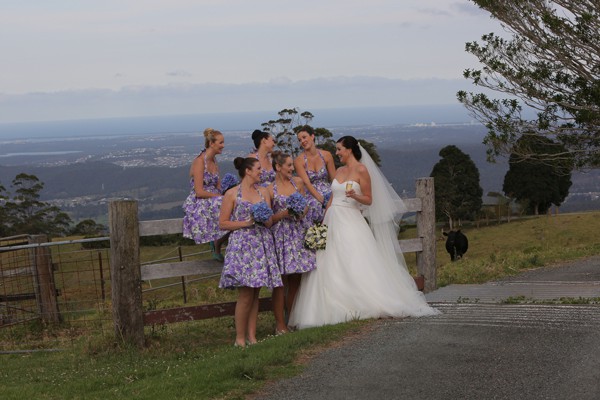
[
  {"left": 430, "top": 145, "right": 483, "bottom": 227},
  {"left": 503, "top": 134, "right": 573, "bottom": 215},
  {"left": 458, "top": 1, "right": 600, "bottom": 168},
  {"left": 260, "top": 108, "right": 381, "bottom": 167},
  {"left": 0, "top": 173, "right": 72, "bottom": 238},
  {"left": 70, "top": 219, "right": 107, "bottom": 236},
  {"left": 260, "top": 108, "right": 315, "bottom": 157}
]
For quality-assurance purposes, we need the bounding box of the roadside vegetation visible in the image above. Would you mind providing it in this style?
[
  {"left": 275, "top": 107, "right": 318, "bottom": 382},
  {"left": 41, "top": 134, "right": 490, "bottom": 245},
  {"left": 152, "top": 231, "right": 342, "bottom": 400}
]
[{"left": 1, "top": 211, "right": 600, "bottom": 399}]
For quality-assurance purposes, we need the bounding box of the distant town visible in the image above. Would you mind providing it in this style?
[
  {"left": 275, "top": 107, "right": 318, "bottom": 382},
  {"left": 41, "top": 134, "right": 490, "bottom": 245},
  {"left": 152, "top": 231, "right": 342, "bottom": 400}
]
[{"left": 1, "top": 122, "right": 599, "bottom": 223}]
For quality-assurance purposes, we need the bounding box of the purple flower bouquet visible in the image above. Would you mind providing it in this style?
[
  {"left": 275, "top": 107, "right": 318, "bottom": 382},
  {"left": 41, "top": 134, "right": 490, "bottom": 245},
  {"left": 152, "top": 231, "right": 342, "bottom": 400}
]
[
  {"left": 286, "top": 192, "right": 307, "bottom": 218},
  {"left": 251, "top": 201, "right": 273, "bottom": 225},
  {"left": 221, "top": 173, "right": 239, "bottom": 194}
]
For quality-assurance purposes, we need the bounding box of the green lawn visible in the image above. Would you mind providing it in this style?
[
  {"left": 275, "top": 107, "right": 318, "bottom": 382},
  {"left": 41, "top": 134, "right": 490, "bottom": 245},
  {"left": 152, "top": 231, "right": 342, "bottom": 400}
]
[{"left": 2, "top": 211, "right": 600, "bottom": 399}]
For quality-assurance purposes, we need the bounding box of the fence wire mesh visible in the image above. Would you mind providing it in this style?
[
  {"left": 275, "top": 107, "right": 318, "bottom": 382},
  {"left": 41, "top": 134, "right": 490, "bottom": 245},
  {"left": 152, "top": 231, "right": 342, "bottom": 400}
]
[
  {"left": 0, "top": 234, "right": 230, "bottom": 350},
  {"left": 0, "top": 236, "right": 113, "bottom": 350}
]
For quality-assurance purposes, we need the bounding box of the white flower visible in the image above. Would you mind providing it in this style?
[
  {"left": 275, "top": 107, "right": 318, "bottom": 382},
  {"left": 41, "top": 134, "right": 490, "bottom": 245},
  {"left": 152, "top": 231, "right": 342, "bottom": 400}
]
[{"left": 304, "top": 223, "right": 328, "bottom": 251}]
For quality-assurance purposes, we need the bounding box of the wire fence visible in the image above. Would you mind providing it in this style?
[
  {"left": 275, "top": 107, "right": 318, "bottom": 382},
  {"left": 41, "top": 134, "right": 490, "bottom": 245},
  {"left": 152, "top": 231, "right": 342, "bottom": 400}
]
[{"left": 0, "top": 234, "right": 227, "bottom": 350}]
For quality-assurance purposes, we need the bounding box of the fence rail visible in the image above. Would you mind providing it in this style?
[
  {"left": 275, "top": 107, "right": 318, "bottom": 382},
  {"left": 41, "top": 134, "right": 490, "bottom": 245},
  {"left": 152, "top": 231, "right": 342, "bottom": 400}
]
[{"left": 109, "top": 177, "right": 437, "bottom": 347}]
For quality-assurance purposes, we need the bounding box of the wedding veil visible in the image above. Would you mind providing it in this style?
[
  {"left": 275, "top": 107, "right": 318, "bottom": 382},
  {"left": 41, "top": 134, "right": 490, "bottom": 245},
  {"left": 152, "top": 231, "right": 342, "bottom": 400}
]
[{"left": 358, "top": 144, "right": 413, "bottom": 277}]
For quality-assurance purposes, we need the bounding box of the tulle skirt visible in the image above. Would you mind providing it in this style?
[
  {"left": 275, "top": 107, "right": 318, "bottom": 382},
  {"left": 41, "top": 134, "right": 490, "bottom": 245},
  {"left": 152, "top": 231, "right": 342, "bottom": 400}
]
[{"left": 289, "top": 200, "right": 438, "bottom": 329}]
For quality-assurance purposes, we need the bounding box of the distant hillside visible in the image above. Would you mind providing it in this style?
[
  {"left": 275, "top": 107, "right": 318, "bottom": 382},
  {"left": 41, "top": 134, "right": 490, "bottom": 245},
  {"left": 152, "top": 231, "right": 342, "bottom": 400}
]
[{"left": 1, "top": 122, "right": 599, "bottom": 222}]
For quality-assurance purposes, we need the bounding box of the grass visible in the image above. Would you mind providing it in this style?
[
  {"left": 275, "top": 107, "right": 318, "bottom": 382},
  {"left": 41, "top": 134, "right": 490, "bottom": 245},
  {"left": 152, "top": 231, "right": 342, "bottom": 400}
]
[
  {"left": 0, "top": 316, "right": 368, "bottom": 400},
  {"left": 400, "top": 210, "right": 600, "bottom": 287},
  {"left": 2, "top": 211, "right": 600, "bottom": 399}
]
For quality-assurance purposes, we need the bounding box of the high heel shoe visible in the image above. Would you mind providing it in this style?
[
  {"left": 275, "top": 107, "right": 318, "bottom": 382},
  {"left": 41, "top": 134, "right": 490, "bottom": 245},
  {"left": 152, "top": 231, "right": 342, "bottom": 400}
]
[{"left": 209, "top": 241, "right": 224, "bottom": 262}]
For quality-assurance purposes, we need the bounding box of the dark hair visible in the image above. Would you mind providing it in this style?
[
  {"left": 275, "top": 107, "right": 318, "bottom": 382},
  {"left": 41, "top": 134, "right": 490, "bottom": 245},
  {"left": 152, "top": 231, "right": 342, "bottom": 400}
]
[
  {"left": 233, "top": 157, "right": 259, "bottom": 178},
  {"left": 296, "top": 125, "right": 315, "bottom": 136},
  {"left": 251, "top": 129, "right": 270, "bottom": 149},
  {"left": 337, "top": 136, "right": 362, "bottom": 160},
  {"left": 271, "top": 150, "right": 291, "bottom": 171}
]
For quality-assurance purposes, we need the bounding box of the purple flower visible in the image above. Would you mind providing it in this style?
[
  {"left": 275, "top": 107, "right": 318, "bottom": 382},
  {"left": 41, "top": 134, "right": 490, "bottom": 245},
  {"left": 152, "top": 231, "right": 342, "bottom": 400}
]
[
  {"left": 286, "top": 192, "right": 307, "bottom": 217},
  {"left": 221, "top": 173, "right": 239, "bottom": 194},
  {"left": 252, "top": 201, "right": 273, "bottom": 224}
]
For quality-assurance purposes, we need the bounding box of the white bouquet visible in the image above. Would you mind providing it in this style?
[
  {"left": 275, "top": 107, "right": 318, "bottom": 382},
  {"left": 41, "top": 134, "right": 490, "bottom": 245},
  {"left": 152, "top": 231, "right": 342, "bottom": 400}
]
[{"left": 304, "top": 223, "right": 328, "bottom": 251}]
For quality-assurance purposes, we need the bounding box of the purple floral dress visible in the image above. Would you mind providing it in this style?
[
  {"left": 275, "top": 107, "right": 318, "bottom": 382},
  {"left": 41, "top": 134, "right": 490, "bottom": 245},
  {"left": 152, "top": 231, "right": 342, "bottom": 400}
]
[
  {"left": 304, "top": 151, "right": 332, "bottom": 224},
  {"left": 219, "top": 186, "right": 282, "bottom": 289},
  {"left": 254, "top": 154, "right": 276, "bottom": 187},
  {"left": 182, "top": 154, "right": 227, "bottom": 244},
  {"left": 270, "top": 181, "right": 317, "bottom": 275}
]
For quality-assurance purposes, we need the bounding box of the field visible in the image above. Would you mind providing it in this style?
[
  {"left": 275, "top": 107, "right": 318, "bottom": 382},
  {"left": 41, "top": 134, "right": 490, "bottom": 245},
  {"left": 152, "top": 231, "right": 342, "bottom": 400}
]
[{"left": 1, "top": 211, "right": 600, "bottom": 399}]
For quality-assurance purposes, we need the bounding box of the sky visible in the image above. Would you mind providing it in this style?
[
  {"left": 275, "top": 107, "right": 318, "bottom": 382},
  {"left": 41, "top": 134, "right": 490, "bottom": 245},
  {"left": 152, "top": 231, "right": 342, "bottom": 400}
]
[{"left": 0, "top": 0, "right": 505, "bottom": 124}]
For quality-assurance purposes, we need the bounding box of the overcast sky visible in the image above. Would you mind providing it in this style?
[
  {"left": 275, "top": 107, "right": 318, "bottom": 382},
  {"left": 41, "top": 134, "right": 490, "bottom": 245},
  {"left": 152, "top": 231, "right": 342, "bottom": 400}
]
[{"left": 0, "top": 0, "right": 504, "bottom": 123}]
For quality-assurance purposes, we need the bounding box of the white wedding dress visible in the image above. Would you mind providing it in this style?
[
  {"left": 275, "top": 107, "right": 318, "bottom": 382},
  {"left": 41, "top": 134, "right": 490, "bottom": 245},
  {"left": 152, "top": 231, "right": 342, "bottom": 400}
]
[{"left": 289, "top": 179, "right": 438, "bottom": 329}]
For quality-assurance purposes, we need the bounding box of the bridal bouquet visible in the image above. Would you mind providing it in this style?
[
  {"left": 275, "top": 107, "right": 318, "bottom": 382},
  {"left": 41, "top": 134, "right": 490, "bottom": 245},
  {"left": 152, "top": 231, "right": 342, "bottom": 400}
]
[
  {"left": 221, "top": 173, "right": 239, "bottom": 194},
  {"left": 251, "top": 201, "right": 273, "bottom": 225},
  {"left": 286, "top": 192, "right": 307, "bottom": 218},
  {"left": 304, "top": 223, "right": 328, "bottom": 251}
]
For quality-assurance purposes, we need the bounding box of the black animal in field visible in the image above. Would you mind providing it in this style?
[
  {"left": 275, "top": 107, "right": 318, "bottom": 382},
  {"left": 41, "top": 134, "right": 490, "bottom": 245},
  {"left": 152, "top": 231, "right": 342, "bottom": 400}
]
[{"left": 443, "top": 230, "right": 468, "bottom": 261}]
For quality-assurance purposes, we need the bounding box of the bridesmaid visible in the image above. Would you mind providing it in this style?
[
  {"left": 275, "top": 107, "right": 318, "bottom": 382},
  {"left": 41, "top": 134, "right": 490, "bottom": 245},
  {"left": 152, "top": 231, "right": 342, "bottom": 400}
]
[
  {"left": 218, "top": 157, "right": 282, "bottom": 347},
  {"left": 247, "top": 129, "right": 276, "bottom": 187},
  {"left": 182, "top": 128, "right": 228, "bottom": 261},
  {"left": 293, "top": 125, "right": 336, "bottom": 223},
  {"left": 268, "top": 151, "right": 316, "bottom": 335}
]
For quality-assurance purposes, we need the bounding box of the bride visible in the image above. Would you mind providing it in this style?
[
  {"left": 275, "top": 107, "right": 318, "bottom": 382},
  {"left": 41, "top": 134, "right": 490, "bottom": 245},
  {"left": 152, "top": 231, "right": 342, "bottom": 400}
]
[{"left": 289, "top": 136, "right": 438, "bottom": 329}]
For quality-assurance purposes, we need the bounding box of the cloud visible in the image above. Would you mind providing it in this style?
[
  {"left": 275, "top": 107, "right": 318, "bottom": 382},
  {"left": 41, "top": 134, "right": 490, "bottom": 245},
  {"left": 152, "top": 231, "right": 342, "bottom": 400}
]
[
  {"left": 0, "top": 76, "right": 475, "bottom": 123},
  {"left": 166, "top": 70, "right": 192, "bottom": 78},
  {"left": 452, "top": 2, "right": 490, "bottom": 17}
]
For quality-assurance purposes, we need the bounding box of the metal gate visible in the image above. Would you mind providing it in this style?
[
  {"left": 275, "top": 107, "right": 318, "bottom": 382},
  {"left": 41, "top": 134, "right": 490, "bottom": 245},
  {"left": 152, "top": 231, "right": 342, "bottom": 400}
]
[{"left": 0, "top": 234, "right": 59, "bottom": 327}]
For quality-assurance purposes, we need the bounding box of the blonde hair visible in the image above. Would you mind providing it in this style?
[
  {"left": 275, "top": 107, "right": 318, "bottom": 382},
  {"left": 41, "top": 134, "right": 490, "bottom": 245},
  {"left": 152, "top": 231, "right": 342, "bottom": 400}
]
[{"left": 203, "top": 128, "right": 223, "bottom": 149}]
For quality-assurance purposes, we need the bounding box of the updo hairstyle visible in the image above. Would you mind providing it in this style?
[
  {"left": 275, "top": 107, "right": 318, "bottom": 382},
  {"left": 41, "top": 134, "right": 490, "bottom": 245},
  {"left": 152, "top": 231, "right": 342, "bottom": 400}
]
[
  {"left": 337, "top": 136, "right": 362, "bottom": 160},
  {"left": 251, "top": 129, "right": 270, "bottom": 149},
  {"left": 204, "top": 128, "right": 223, "bottom": 149},
  {"left": 233, "top": 157, "right": 259, "bottom": 179},
  {"left": 271, "top": 151, "right": 291, "bottom": 171}
]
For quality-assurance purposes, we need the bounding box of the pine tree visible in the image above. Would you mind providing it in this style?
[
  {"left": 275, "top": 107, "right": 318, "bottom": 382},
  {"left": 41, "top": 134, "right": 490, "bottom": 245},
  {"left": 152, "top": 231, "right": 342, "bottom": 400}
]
[
  {"left": 430, "top": 145, "right": 483, "bottom": 228},
  {"left": 458, "top": 1, "right": 600, "bottom": 168}
]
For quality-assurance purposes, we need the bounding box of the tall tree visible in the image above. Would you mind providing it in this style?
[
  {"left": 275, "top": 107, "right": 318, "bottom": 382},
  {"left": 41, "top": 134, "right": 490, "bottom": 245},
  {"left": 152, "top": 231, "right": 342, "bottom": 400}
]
[
  {"left": 503, "top": 135, "right": 572, "bottom": 215},
  {"left": 458, "top": 1, "right": 600, "bottom": 169},
  {"left": 261, "top": 108, "right": 381, "bottom": 166},
  {"left": 261, "top": 108, "right": 315, "bottom": 157},
  {"left": 3, "top": 173, "right": 72, "bottom": 237},
  {"left": 430, "top": 145, "right": 483, "bottom": 228}
]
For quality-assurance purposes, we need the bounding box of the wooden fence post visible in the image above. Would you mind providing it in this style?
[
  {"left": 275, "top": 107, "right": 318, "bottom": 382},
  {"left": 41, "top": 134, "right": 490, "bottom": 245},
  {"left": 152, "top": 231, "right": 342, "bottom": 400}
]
[
  {"left": 415, "top": 178, "right": 436, "bottom": 293},
  {"left": 29, "top": 235, "right": 60, "bottom": 324},
  {"left": 109, "top": 200, "right": 144, "bottom": 348}
]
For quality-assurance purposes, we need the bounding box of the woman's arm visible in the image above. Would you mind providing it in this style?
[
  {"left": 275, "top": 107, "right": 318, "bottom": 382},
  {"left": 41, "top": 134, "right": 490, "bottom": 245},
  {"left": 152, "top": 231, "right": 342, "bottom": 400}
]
[
  {"left": 293, "top": 154, "right": 323, "bottom": 203},
  {"left": 347, "top": 165, "right": 372, "bottom": 205},
  {"left": 323, "top": 150, "right": 337, "bottom": 182},
  {"left": 219, "top": 188, "right": 254, "bottom": 230},
  {"left": 294, "top": 177, "right": 310, "bottom": 218}
]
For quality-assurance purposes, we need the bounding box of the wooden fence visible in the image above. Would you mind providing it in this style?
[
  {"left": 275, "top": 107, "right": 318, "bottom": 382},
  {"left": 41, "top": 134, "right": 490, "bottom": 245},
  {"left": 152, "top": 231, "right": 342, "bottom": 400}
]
[{"left": 109, "top": 177, "right": 436, "bottom": 347}]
